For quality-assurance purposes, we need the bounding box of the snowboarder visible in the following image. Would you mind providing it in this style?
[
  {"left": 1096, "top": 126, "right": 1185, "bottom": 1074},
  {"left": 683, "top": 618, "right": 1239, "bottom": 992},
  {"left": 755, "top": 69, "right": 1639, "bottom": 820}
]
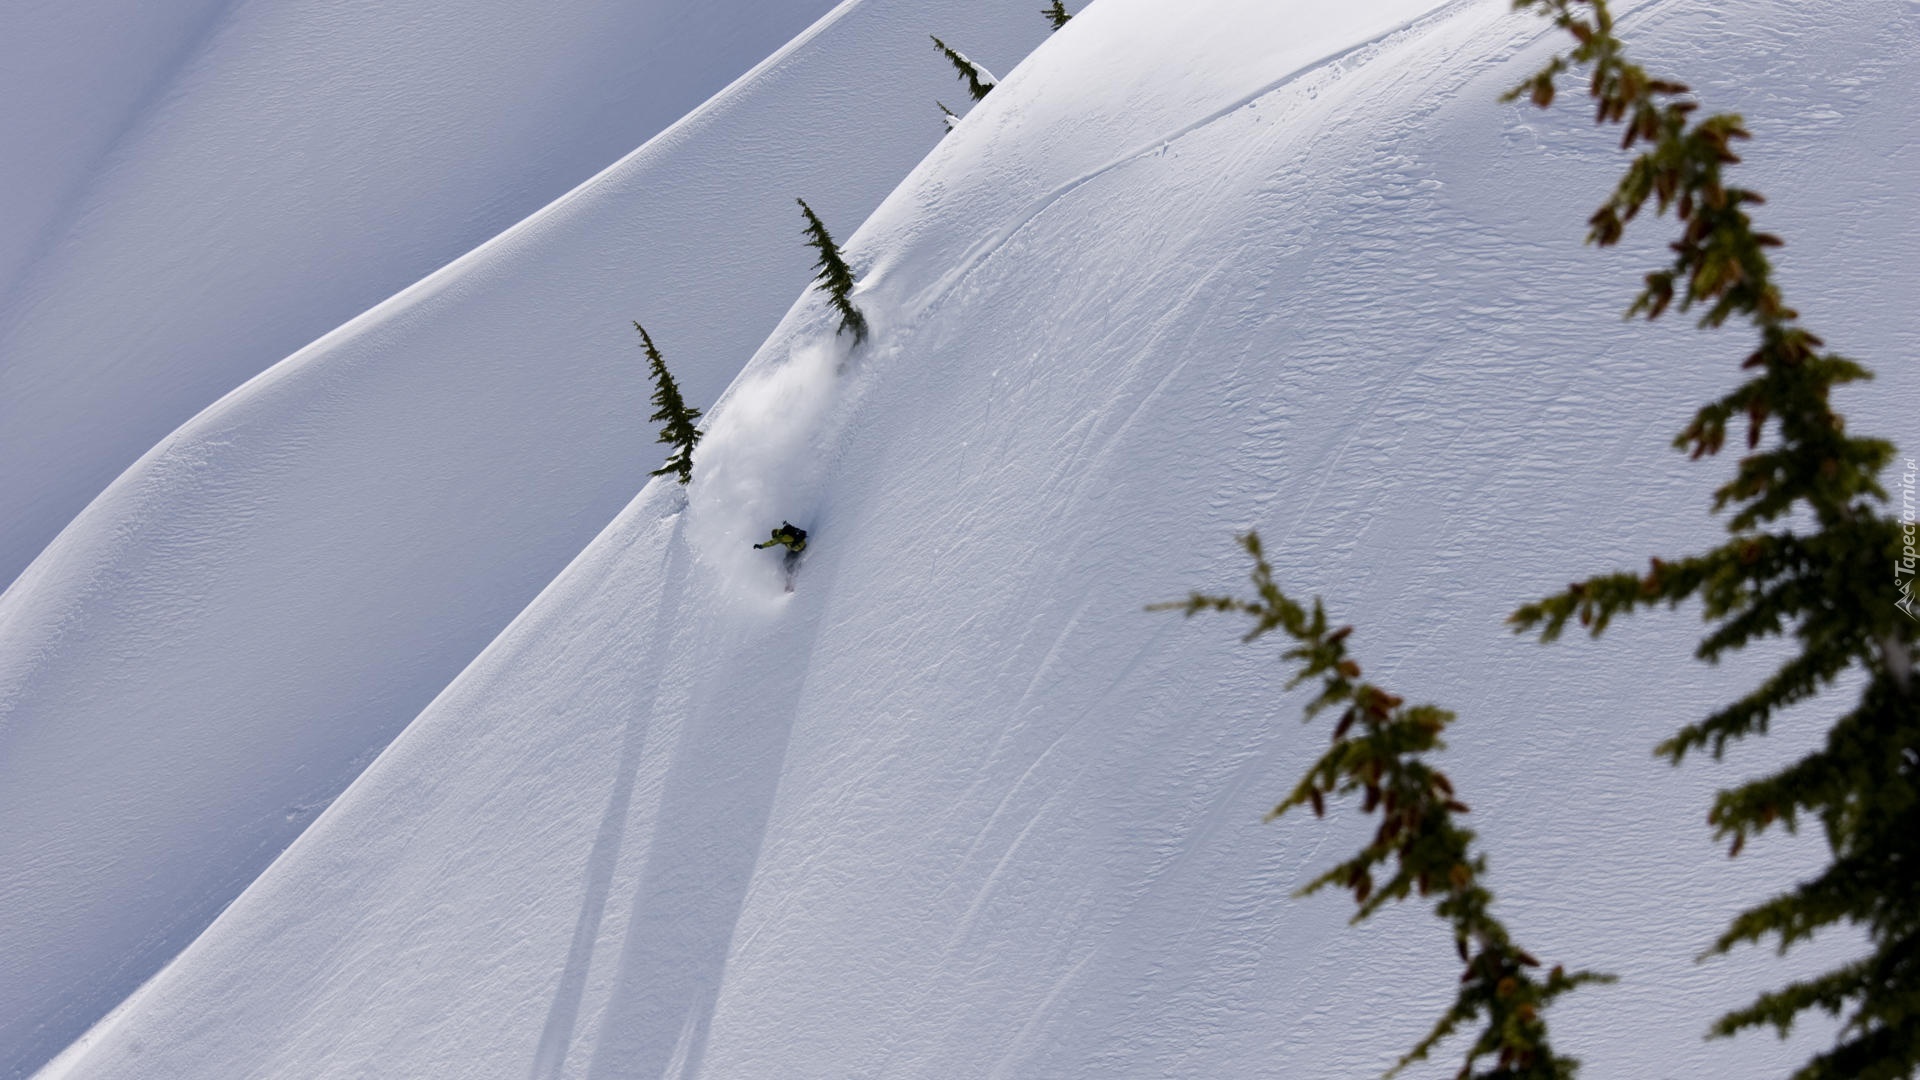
[
  {"left": 754, "top": 521, "right": 808, "bottom": 592},
  {"left": 754, "top": 521, "right": 808, "bottom": 554}
]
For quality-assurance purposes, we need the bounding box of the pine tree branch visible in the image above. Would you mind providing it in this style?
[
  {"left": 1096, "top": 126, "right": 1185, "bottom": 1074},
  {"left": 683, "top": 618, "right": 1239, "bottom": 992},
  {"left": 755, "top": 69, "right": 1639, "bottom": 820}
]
[
  {"left": 1505, "top": 3, "right": 1919, "bottom": 1071},
  {"left": 1157, "top": 533, "right": 1609, "bottom": 1079}
]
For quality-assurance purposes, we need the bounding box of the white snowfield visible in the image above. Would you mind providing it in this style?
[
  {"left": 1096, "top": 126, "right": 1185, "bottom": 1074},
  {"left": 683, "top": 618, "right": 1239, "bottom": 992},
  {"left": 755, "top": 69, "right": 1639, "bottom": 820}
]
[
  {"left": 0, "top": 0, "right": 1048, "bottom": 1073},
  {"left": 0, "top": 0, "right": 866, "bottom": 591},
  {"left": 24, "top": 0, "right": 1920, "bottom": 1077}
]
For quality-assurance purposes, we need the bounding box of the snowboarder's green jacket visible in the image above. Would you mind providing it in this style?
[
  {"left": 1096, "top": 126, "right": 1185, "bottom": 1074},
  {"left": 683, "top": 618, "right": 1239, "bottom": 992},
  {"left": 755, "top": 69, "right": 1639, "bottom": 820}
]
[{"left": 754, "top": 522, "right": 807, "bottom": 553}]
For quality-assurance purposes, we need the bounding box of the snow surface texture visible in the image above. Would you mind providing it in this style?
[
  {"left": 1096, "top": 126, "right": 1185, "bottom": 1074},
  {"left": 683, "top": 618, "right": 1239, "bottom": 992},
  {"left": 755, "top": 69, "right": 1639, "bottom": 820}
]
[
  {"left": 33, "top": 0, "right": 1920, "bottom": 1077},
  {"left": 0, "top": 1, "right": 1049, "bottom": 1073},
  {"left": 0, "top": 0, "right": 847, "bottom": 589}
]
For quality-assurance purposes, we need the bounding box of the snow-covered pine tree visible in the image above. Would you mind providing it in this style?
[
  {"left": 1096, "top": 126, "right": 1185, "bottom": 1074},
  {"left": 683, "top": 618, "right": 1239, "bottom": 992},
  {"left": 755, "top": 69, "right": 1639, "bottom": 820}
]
[
  {"left": 1506, "top": 4, "right": 1916, "bottom": 1078},
  {"left": 1042, "top": 1, "right": 1072, "bottom": 31},
  {"left": 938, "top": 100, "right": 962, "bottom": 134},
  {"left": 796, "top": 199, "right": 868, "bottom": 343},
  {"left": 634, "top": 321, "right": 702, "bottom": 485},
  {"left": 930, "top": 35, "right": 997, "bottom": 103}
]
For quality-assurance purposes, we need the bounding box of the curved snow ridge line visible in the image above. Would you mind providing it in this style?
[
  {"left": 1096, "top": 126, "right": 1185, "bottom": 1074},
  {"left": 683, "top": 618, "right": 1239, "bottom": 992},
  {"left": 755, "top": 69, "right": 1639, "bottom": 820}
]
[
  {"left": 136, "top": 0, "right": 877, "bottom": 438},
  {"left": 0, "top": 0, "right": 879, "bottom": 669},
  {"left": 1, "top": 1, "right": 1057, "bottom": 1074},
  {"left": 900, "top": 0, "right": 1491, "bottom": 327},
  {"left": 33, "top": 0, "right": 1914, "bottom": 1074},
  {"left": 0, "top": 0, "right": 865, "bottom": 598},
  {"left": 47, "top": 0, "right": 881, "bottom": 612},
  {"left": 61, "top": 0, "right": 864, "bottom": 488},
  {"left": 390, "top": 484, "right": 694, "bottom": 746}
]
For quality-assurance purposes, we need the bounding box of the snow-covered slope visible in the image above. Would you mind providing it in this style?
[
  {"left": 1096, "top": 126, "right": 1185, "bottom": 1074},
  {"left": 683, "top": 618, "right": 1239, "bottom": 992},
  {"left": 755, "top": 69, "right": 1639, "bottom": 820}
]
[
  {"left": 39, "top": 0, "right": 1917, "bottom": 1077},
  {"left": 0, "top": 2, "right": 1050, "bottom": 1074},
  {"left": 0, "top": 0, "right": 846, "bottom": 588}
]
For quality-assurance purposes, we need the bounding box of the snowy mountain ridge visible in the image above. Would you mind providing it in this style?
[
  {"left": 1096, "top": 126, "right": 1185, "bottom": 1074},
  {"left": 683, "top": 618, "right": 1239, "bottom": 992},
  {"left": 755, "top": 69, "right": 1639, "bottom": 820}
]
[
  {"left": 15, "top": 0, "right": 1920, "bottom": 1076},
  {"left": 0, "top": 0, "right": 1050, "bottom": 1072}
]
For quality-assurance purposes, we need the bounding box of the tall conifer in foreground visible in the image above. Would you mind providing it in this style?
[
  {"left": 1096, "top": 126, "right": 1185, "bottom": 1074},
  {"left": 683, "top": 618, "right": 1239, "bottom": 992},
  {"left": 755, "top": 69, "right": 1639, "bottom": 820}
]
[
  {"left": 1169, "top": 2, "right": 1915, "bottom": 1077},
  {"left": 1504, "top": 3, "right": 1916, "bottom": 1077},
  {"left": 1042, "top": 1, "right": 1072, "bottom": 31},
  {"left": 796, "top": 198, "right": 868, "bottom": 343},
  {"left": 930, "top": 35, "right": 997, "bottom": 103},
  {"left": 634, "top": 321, "right": 702, "bottom": 485},
  {"left": 1157, "top": 537, "right": 1606, "bottom": 1079}
]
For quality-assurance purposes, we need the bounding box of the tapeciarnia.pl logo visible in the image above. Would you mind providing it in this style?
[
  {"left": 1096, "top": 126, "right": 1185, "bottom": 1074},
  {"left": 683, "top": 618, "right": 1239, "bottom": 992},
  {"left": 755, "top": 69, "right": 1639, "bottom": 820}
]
[{"left": 1898, "top": 458, "right": 1917, "bottom": 621}]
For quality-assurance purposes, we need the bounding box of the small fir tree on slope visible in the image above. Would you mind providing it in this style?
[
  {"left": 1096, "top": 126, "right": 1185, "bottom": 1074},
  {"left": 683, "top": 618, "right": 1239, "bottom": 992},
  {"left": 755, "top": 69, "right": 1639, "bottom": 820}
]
[
  {"left": 797, "top": 199, "right": 868, "bottom": 343},
  {"left": 634, "top": 321, "right": 702, "bottom": 485},
  {"left": 1042, "top": 1, "right": 1072, "bottom": 31},
  {"left": 931, "top": 35, "right": 997, "bottom": 103}
]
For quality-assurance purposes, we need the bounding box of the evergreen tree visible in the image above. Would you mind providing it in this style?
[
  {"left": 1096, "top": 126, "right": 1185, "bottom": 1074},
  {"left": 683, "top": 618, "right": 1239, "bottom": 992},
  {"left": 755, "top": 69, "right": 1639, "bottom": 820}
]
[
  {"left": 1167, "top": 3, "right": 1915, "bottom": 1077},
  {"left": 1041, "top": 1, "right": 1072, "bottom": 31},
  {"left": 634, "top": 321, "right": 702, "bottom": 485},
  {"left": 796, "top": 198, "right": 868, "bottom": 343},
  {"left": 1504, "top": 3, "right": 1916, "bottom": 1077},
  {"left": 930, "top": 35, "right": 997, "bottom": 103},
  {"left": 938, "top": 100, "right": 962, "bottom": 134},
  {"left": 1158, "top": 536, "right": 1607, "bottom": 1079}
]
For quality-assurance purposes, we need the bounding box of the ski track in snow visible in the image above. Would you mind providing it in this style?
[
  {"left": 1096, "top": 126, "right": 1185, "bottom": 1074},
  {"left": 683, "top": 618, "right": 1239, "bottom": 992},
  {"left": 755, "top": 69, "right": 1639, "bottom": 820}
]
[{"left": 906, "top": 0, "right": 1488, "bottom": 328}]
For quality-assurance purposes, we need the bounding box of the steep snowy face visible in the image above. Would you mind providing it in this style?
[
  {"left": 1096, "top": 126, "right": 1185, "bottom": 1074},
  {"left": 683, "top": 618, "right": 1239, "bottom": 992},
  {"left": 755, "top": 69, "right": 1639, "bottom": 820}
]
[
  {"left": 0, "top": 1, "right": 1052, "bottom": 1075},
  {"left": 0, "top": 0, "right": 845, "bottom": 590},
  {"left": 681, "top": 0, "right": 1457, "bottom": 597},
  {"left": 39, "top": 0, "right": 1917, "bottom": 1078}
]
